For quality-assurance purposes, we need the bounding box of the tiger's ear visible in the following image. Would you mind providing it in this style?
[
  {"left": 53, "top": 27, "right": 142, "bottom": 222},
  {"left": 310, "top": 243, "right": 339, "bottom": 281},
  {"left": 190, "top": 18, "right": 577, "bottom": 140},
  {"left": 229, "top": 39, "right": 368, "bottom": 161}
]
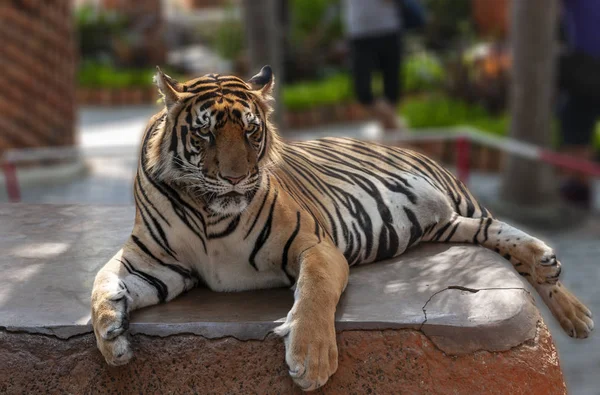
[
  {"left": 248, "top": 65, "right": 274, "bottom": 97},
  {"left": 154, "top": 66, "right": 183, "bottom": 110}
]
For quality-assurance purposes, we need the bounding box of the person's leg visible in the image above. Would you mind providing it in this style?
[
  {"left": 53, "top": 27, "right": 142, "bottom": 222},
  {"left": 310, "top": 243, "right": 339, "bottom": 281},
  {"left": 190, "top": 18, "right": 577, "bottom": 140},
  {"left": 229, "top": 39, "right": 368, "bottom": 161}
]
[
  {"left": 558, "top": 93, "right": 597, "bottom": 207},
  {"left": 373, "top": 32, "right": 402, "bottom": 130},
  {"left": 380, "top": 32, "right": 402, "bottom": 106},
  {"left": 350, "top": 36, "right": 375, "bottom": 107}
]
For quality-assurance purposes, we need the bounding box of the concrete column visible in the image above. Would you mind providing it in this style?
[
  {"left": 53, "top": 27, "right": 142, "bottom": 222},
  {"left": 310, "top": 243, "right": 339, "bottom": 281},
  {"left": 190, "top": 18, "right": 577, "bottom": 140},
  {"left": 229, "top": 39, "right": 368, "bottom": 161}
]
[
  {"left": 242, "top": 0, "right": 284, "bottom": 128},
  {"left": 500, "top": 0, "right": 559, "bottom": 207}
]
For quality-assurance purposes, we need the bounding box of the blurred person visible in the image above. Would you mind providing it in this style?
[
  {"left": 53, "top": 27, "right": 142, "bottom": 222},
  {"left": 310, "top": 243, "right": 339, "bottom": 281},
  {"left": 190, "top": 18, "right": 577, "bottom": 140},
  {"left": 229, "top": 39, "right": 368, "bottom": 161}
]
[
  {"left": 558, "top": 0, "right": 600, "bottom": 208},
  {"left": 344, "top": 0, "right": 425, "bottom": 131}
]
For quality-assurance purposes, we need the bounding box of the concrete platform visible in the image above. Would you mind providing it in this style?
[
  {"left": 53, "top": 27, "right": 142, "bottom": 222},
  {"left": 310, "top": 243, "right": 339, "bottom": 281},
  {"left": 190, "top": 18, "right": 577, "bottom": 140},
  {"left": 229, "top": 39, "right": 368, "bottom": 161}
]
[{"left": 0, "top": 204, "right": 565, "bottom": 393}]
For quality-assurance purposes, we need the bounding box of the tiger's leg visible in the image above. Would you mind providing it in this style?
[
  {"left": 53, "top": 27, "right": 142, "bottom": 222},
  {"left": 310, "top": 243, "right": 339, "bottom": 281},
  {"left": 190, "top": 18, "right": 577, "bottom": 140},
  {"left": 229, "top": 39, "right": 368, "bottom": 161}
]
[
  {"left": 91, "top": 244, "right": 197, "bottom": 365},
  {"left": 274, "top": 242, "right": 349, "bottom": 391},
  {"left": 425, "top": 214, "right": 594, "bottom": 338}
]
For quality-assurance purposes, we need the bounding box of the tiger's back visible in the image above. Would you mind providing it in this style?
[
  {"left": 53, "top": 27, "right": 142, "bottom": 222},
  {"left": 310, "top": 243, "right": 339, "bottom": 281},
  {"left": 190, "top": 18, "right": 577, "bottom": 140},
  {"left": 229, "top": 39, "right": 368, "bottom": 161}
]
[{"left": 276, "top": 137, "right": 489, "bottom": 266}]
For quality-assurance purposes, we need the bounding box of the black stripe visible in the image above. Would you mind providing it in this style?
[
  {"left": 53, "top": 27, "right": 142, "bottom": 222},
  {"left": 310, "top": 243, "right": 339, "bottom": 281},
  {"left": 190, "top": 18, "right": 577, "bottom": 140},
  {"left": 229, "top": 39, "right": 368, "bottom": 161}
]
[
  {"left": 208, "top": 215, "right": 241, "bottom": 239},
  {"left": 431, "top": 221, "right": 452, "bottom": 242},
  {"left": 443, "top": 222, "right": 460, "bottom": 242},
  {"left": 220, "top": 82, "right": 250, "bottom": 90},
  {"left": 456, "top": 181, "right": 476, "bottom": 217},
  {"left": 403, "top": 207, "right": 423, "bottom": 248},
  {"left": 220, "top": 89, "right": 249, "bottom": 100},
  {"left": 120, "top": 258, "right": 169, "bottom": 303},
  {"left": 131, "top": 235, "right": 193, "bottom": 280},
  {"left": 472, "top": 217, "right": 484, "bottom": 244},
  {"left": 134, "top": 190, "right": 177, "bottom": 260},
  {"left": 249, "top": 190, "right": 278, "bottom": 270},
  {"left": 136, "top": 177, "right": 170, "bottom": 225},
  {"left": 482, "top": 218, "right": 493, "bottom": 243},
  {"left": 187, "top": 78, "right": 215, "bottom": 89},
  {"left": 422, "top": 222, "right": 437, "bottom": 236},
  {"left": 281, "top": 212, "right": 301, "bottom": 283},
  {"left": 244, "top": 178, "right": 271, "bottom": 239},
  {"left": 194, "top": 90, "right": 220, "bottom": 102}
]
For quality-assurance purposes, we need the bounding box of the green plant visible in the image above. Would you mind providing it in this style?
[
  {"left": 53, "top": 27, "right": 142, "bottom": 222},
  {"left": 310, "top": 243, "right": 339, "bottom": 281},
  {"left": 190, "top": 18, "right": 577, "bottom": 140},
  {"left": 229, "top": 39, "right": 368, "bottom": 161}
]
[
  {"left": 283, "top": 74, "right": 353, "bottom": 111},
  {"left": 75, "top": 4, "right": 128, "bottom": 61},
  {"left": 285, "top": 0, "right": 343, "bottom": 81},
  {"left": 399, "top": 94, "right": 508, "bottom": 135},
  {"left": 290, "top": 0, "right": 341, "bottom": 46},
  {"left": 78, "top": 62, "right": 180, "bottom": 89},
  {"left": 594, "top": 122, "right": 600, "bottom": 151},
  {"left": 212, "top": 3, "right": 244, "bottom": 61},
  {"left": 402, "top": 52, "right": 445, "bottom": 93},
  {"left": 421, "top": 0, "right": 474, "bottom": 48}
]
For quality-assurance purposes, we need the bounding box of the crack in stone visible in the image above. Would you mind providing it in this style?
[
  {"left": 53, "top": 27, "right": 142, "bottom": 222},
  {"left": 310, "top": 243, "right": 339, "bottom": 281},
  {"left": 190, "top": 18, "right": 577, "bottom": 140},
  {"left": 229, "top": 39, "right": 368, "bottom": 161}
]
[
  {"left": 447, "top": 285, "right": 480, "bottom": 293},
  {"left": 419, "top": 286, "right": 530, "bottom": 331}
]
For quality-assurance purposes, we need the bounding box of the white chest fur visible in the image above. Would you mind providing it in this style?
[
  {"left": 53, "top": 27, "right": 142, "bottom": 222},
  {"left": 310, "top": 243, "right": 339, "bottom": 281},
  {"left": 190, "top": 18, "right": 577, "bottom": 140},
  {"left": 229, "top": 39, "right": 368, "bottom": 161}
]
[{"left": 195, "top": 239, "right": 291, "bottom": 292}]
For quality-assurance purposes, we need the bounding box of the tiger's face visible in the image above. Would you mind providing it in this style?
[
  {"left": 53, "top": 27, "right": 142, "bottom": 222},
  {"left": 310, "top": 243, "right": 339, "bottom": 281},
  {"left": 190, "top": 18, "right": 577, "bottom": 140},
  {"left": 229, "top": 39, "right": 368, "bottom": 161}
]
[{"left": 151, "top": 66, "right": 278, "bottom": 215}]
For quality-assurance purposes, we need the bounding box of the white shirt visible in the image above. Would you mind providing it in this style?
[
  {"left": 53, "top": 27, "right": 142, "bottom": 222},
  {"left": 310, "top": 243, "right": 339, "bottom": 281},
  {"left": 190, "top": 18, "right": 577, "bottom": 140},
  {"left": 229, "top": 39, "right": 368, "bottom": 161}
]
[{"left": 344, "top": 0, "right": 402, "bottom": 39}]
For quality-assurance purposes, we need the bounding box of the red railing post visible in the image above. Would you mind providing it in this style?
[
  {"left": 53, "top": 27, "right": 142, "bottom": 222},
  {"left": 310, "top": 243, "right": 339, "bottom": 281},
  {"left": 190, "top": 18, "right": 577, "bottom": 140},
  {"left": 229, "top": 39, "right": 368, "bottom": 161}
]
[
  {"left": 3, "top": 162, "right": 21, "bottom": 203},
  {"left": 456, "top": 136, "right": 471, "bottom": 185}
]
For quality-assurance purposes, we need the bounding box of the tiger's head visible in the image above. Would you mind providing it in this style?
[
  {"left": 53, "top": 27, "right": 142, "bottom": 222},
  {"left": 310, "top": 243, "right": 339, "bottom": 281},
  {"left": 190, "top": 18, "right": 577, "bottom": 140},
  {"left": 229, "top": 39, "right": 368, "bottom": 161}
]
[{"left": 147, "top": 66, "right": 281, "bottom": 215}]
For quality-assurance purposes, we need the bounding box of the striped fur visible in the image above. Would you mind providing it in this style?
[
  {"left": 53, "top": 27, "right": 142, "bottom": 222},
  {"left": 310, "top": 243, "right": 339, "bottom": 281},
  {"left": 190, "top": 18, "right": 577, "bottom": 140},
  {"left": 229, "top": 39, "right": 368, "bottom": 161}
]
[{"left": 91, "top": 67, "right": 592, "bottom": 390}]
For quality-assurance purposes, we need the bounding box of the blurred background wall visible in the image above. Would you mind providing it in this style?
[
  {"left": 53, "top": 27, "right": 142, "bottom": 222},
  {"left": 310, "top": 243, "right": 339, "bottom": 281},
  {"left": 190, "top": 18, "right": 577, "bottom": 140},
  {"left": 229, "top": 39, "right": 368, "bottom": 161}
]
[{"left": 0, "top": 1, "right": 76, "bottom": 153}]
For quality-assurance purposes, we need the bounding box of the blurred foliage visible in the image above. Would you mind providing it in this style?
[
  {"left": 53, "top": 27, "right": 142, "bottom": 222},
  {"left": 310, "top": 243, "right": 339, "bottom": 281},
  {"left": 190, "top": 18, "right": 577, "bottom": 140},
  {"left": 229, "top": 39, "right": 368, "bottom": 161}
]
[
  {"left": 421, "top": 0, "right": 474, "bottom": 49},
  {"left": 289, "top": 0, "right": 342, "bottom": 46},
  {"left": 212, "top": 3, "right": 244, "bottom": 61},
  {"left": 283, "top": 74, "right": 353, "bottom": 110},
  {"left": 399, "top": 94, "right": 507, "bottom": 136},
  {"left": 403, "top": 52, "right": 445, "bottom": 93},
  {"left": 79, "top": 62, "right": 155, "bottom": 88},
  {"left": 399, "top": 95, "right": 572, "bottom": 149},
  {"left": 75, "top": 5, "right": 128, "bottom": 62},
  {"left": 285, "top": 0, "right": 344, "bottom": 81},
  {"left": 78, "top": 62, "right": 181, "bottom": 88},
  {"left": 445, "top": 43, "right": 510, "bottom": 114},
  {"left": 283, "top": 52, "right": 446, "bottom": 110}
]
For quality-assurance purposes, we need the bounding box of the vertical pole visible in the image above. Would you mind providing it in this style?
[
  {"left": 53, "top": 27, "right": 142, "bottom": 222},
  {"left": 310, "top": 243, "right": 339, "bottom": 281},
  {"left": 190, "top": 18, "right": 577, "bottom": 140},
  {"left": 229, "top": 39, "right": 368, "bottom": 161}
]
[
  {"left": 242, "top": 0, "right": 284, "bottom": 128},
  {"left": 456, "top": 136, "right": 471, "bottom": 185},
  {"left": 500, "top": 0, "right": 559, "bottom": 206},
  {"left": 3, "top": 162, "right": 21, "bottom": 203}
]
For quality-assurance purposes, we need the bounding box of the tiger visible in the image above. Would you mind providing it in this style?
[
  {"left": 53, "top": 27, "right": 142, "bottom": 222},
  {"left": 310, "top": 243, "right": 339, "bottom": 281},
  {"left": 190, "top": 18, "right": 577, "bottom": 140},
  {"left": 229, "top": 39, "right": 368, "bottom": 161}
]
[{"left": 91, "top": 65, "right": 593, "bottom": 391}]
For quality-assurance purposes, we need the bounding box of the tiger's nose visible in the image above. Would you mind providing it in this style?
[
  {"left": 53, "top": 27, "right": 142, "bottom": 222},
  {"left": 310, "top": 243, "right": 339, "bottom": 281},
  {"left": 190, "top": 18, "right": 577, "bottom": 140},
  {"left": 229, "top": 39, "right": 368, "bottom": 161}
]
[{"left": 221, "top": 174, "right": 246, "bottom": 185}]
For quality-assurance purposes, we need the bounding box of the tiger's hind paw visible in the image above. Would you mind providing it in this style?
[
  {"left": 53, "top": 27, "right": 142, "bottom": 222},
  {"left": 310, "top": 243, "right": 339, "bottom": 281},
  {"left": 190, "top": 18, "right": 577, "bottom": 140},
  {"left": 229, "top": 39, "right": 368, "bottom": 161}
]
[{"left": 539, "top": 282, "right": 593, "bottom": 339}]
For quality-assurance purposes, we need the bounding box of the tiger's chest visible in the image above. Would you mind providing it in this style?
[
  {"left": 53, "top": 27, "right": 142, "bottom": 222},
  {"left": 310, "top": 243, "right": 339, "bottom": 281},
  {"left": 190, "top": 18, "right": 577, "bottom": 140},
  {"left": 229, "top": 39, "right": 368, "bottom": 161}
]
[{"left": 194, "top": 237, "right": 291, "bottom": 292}]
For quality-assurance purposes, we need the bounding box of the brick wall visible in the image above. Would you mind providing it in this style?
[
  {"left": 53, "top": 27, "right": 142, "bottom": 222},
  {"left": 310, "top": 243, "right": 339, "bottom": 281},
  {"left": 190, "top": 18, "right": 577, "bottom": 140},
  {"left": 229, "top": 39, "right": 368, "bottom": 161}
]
[{"left": 0, "top": 0, "right": 76, "bottom": 153}]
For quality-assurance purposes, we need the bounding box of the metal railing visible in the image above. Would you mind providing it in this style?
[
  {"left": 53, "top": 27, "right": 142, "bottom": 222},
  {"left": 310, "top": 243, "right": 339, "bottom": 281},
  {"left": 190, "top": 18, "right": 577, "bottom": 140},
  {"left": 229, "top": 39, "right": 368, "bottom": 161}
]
[{"left": 3, "top": 127, "right": 600, "bottom": 203}]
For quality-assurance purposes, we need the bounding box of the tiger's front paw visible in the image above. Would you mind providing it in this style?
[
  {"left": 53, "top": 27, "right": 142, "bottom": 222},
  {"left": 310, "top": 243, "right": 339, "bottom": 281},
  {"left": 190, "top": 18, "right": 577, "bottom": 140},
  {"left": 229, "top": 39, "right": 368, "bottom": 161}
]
[
  {"left": 95, "top": 332, "right": 133, "bottom": 366},
  {"left": 92, "top": 293, "right": 133, "bottom": 366},
  {"left": 275, "top": 316, "right": 338, "bottom": 391}
]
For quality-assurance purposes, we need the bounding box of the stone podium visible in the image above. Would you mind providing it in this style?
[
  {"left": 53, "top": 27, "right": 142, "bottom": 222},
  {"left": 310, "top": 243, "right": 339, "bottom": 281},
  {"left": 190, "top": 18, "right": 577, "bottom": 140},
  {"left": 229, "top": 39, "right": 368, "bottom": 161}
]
[{"left": 0, "top": 205, "right": 566, "bottom": 394}]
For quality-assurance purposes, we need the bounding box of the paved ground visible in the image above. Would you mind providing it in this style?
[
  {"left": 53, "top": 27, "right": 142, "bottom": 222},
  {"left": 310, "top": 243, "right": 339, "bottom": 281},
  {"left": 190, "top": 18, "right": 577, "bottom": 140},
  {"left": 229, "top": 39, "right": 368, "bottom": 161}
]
[{"left": 1, "top": 106, "right": 599, "bottom": 394}]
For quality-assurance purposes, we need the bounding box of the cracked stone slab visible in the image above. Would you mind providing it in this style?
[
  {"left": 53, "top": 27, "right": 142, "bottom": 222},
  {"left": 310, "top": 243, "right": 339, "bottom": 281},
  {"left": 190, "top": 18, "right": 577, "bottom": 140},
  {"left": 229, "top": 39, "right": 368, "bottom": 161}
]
[{"left": 0, "top": 204, "right": 540, "bottom": 353}]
